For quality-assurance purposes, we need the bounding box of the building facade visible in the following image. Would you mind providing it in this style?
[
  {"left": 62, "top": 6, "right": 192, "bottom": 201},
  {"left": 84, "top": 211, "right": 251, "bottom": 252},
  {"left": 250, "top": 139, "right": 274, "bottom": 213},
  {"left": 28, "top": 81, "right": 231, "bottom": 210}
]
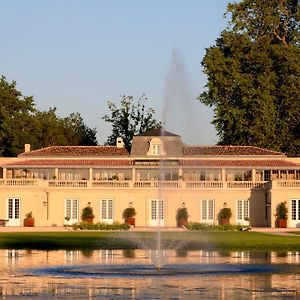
[{"left": 0, "top": 128, "right": 300, "bottom": 228}]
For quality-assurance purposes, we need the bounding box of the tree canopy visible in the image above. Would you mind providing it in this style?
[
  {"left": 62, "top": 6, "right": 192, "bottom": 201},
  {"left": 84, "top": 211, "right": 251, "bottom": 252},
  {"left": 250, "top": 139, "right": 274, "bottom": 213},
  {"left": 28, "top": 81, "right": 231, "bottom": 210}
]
[
  {"left": 0, "top": 76, "right": 97, "bottom": 156},
  {"left": 103, "top": 94, "right": 161, "bottom": 151},
  {"left": 198, "top": 0, "right": 300, "bottom": 156}
]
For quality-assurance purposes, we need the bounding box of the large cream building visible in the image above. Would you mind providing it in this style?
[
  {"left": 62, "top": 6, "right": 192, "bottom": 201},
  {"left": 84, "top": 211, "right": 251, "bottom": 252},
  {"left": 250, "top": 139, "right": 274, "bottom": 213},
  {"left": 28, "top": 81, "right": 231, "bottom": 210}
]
[{"left": 0, "top": 128, "right": 300, "bottom": 228}]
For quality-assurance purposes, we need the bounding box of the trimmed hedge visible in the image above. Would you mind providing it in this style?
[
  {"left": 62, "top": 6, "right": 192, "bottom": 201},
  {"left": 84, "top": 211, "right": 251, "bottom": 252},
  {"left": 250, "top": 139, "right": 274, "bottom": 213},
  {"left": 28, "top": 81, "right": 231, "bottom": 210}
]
[
  {"left": 185, "top": 222, "right": 248, "bottom": 231},
  {"left": 71, "top": 222, "right": 130, "bottom": 231}
]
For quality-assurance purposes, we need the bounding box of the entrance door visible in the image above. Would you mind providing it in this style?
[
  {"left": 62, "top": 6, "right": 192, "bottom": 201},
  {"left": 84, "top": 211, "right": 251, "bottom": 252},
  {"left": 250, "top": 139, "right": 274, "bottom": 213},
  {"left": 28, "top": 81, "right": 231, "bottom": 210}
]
[
  {"left": 64, "top": 199, "right": 78, "bottom": 224},
  {"left": 149, "top": 199, "right": 164, "bottom": 227},
  {"left": 100, "top": 199, "right": 114, "bottom": 224},
  {"left": 236, "top": 199, "right": 249, "bottom": 225},
  {"left": 201, "top": 199, "right": 214, "bottom": 224},
  {"left": 7, "top": 198, "right": 20, "bottom": 226},
  {"left": 290, "top": 199, "right": 300, "bottom": 227}
]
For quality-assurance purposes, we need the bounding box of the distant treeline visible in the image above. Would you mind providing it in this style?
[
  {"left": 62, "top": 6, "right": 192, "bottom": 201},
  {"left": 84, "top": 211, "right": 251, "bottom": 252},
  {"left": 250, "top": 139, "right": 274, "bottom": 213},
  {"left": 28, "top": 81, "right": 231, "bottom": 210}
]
[{"left": 0, "top": 76, "right": 97, "bottom": 157}]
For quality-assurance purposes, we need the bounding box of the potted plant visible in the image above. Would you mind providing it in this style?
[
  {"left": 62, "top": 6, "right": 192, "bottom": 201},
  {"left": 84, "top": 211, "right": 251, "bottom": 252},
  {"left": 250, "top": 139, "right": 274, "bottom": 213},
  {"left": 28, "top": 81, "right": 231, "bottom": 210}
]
[
  {"left": 176, "top": 207, "right": 189, "bottom": 227},
  {"left": 24, "top": 212, "right": 35, "bottom": 227},
  {"left": 64, "top": 216, "right": 70, "bottom": 226},
  {"left": 122, "top": 207, "right": 136, "bottom": 227},
  {"left": 218, "top": 208, "right": 232, "bottom": 225},
  {"left": 81, "top": 204, "right": 94, "bottom": 224},
  {"left": 275, "top": 201, "right": 288, "bottom": 228}
]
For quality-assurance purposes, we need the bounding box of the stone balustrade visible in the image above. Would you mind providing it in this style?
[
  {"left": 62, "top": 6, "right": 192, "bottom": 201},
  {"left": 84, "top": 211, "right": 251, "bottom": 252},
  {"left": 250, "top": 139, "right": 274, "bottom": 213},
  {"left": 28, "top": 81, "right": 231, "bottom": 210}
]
[{"left": 0, "top": 178, "right": 274, "bottom": 190}]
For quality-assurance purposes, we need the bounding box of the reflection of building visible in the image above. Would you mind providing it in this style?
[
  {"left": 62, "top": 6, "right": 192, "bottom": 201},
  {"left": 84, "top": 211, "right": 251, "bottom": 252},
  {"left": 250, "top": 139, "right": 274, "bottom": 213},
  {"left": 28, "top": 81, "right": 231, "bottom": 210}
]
[
  {"left": 0, "top": 128, "right": 300, "bottom": 227},
  {"left": 0, "top": 249, "right": 299, "bottom": 298}
]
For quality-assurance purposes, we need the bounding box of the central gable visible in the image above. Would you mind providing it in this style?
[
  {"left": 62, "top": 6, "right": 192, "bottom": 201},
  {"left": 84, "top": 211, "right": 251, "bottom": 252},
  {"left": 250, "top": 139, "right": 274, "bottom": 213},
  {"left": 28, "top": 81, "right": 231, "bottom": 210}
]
[{"left": 130, "top": 128, "right": 183, "bottom": 157}]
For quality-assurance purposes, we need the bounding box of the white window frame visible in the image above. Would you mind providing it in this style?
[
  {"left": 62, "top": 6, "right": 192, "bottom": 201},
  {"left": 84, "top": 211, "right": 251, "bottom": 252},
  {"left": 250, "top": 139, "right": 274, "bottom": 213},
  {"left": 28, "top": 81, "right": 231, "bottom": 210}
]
[
  {"left": 64, "top": 198, "right": 78, "bottom": 224},
  {"left": 201, "top": 199, "right": 214, "bottom": 224},
  {"left": 7, "top": 198, "right": 21, "bottom": 227},
  {"left": 149, "top": 199, "right": 165, "bottom": 227},
  {"left": 152, "top": 144, "right": 161, "bottom": 156},
  {"left": 290, "top": 199, "right": 300, "bottom": 227},
  {"left": 100, "top": 199, "right": 114, "bottom": 224},
  {"left": 236, "top": 199, "right": 249, "bottom": 225}
]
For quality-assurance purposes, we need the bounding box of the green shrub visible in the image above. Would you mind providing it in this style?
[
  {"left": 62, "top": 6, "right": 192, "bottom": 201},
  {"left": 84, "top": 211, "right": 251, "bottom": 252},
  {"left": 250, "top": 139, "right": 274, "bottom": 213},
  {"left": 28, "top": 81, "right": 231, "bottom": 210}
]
[
  {"left": 217, "top": 208, "right": 232, "bottom": 220},
  {"left": 122, "top": 207, "right": 136, "bottom": 219},
  {"left": 72, "top": 222, "right": 130, "bottom": 231},
  {"left": 81, "top": 205, "right": 94, "bottom": 221},
  {"left": 186, "top": 222, "right": 244, "bottom": 231},
  {"left": 176, "top": 207, "right": 189, "bottom": 221},
  {"left": 275, "top": 201, "right": 288, "bottom": 220}
]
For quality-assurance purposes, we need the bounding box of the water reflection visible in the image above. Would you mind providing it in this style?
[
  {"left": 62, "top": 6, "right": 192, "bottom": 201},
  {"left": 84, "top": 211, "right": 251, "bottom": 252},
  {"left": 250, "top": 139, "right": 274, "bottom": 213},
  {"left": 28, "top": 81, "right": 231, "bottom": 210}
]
[{"left": 0, "top": 249, "right": 299, "bottom": 299}]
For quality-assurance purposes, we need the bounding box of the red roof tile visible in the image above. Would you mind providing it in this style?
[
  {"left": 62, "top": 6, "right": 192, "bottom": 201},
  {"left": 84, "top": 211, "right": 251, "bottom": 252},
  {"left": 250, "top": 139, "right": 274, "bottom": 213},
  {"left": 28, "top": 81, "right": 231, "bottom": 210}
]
[
  {"left": 19, "top": 146, "right": 129, "bottom": 157},
  {"left": 5, "top": 159, "right": 299, "bottom": 169},
  {"left": 4, "top": 159, "right": 132, "bottom": 167},
  {"left": 181, "top": 160, "right": 300, "bottom": 168},
  {"left": 183, "top": 146, "right": 284, "bottom": 156}
]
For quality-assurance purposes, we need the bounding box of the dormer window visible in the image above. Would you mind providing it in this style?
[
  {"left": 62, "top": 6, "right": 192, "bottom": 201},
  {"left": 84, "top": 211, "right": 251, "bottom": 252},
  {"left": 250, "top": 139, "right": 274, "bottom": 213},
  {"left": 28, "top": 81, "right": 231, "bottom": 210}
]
[
  {"left": 147, "top": 138, "right": 166, "bottom": 156},
  {"left": 152, "top": 144, "right": 161, "bottom": 156}
]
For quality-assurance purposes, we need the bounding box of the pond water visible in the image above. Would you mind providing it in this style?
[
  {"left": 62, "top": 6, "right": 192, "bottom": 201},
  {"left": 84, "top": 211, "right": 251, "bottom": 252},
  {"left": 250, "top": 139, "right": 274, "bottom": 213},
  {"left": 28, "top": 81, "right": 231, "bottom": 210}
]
[{"left": 1, "top": 249, "right": 300, "bottom": 299}]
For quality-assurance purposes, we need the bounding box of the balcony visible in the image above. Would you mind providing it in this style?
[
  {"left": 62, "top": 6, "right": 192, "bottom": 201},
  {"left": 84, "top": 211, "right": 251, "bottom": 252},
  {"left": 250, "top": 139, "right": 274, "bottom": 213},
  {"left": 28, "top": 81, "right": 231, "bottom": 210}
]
[{"left": 0, "top": 178, "right": 273, "bottom": 190}]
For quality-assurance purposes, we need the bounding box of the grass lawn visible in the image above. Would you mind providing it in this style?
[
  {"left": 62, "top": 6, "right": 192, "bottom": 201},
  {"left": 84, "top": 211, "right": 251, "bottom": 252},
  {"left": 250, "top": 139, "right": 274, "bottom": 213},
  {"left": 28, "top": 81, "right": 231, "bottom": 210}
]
[{"left": 0, "top": 231, "right": 299, "bottom": 251}]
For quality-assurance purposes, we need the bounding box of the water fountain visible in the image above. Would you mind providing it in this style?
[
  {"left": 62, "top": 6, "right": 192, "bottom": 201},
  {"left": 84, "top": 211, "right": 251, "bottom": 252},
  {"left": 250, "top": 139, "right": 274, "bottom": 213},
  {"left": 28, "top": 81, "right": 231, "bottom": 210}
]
[{"left": 5, "top": 51, "right": 300, "bottom": 298}]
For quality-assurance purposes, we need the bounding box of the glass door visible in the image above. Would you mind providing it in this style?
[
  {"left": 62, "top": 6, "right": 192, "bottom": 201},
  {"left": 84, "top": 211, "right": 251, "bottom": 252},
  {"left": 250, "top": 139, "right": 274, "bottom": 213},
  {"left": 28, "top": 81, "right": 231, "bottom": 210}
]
[
  {"left": 291, "top": 199, "right": 300, "bottom": 227},
  {"left": 7, "top": 198, "right": 20, "bottom": 226},
  {"left": 64, "top": 199, "right": 78, "bottom": 224},
  {"left": 149, "top": 199, "right": 164, "bottom": 227},
  {"left": 100, "top": 199, "right": 114, "bottom": 224}
]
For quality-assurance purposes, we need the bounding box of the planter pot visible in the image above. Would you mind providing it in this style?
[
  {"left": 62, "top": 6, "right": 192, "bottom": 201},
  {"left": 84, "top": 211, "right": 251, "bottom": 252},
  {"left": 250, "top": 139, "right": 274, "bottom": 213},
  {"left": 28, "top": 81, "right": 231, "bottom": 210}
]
[
  {"left": 125, "top": 217, "right": 135, "bottom": 227},
  {"left": 177, "top": 218, "right": 188, "bottom": 227},
  {"left": 277, "top": 219, "right": 287, "bottom": 228},
  {"left": 83, "top": 217, "right": 94, "bottom": 224},
  {"left": 24, "top": 217, "right": 35, "bottom": 227},
  {"left": 219, "top": 218, "right": 230, "bottom": 225}
]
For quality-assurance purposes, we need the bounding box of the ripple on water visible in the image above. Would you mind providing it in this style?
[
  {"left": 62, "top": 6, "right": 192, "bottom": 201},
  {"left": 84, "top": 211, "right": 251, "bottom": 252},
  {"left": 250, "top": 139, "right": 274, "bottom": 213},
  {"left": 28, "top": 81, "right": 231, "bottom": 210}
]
[{"left": 25, "top": 262, "right": 300, "bottom": 278}]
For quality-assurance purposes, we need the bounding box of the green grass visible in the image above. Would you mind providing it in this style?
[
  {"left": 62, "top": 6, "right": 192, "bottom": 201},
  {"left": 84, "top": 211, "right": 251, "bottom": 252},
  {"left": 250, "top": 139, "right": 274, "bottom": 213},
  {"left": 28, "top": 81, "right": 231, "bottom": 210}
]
[{"left": 0, "top": 231, "right": 299, "bottom": 251}]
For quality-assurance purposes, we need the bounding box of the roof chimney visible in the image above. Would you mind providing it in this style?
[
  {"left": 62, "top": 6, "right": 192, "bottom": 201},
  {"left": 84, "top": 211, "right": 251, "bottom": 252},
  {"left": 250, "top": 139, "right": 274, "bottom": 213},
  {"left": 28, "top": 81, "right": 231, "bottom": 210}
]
[
  {"left": 24, "top": 144, "right": 31, "bottom": 153},
  {"left": 116, "top": 137, "right": 124, "bottom": 148}
]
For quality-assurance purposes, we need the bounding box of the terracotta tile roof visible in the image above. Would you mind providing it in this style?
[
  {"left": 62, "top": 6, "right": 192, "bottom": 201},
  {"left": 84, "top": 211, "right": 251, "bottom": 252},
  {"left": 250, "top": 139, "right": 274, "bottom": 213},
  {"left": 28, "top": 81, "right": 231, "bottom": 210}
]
[
  {"left": 4, "top": 159, "right": 132, "bottom": 167},
  {"left": 181, "top": 160, "right": 300, "bottom": 168},
  {"left": 182, "top": 146, "right": 284, "bottom": 156},
  {"left": 19, "top": 146, "right": 129, "bottom": 157},
  {"left": 5, "top": 159, "right": 298, "bottom": 169},
  {"left": 136, "top": 128, "right": 179, "bottom": 137}
]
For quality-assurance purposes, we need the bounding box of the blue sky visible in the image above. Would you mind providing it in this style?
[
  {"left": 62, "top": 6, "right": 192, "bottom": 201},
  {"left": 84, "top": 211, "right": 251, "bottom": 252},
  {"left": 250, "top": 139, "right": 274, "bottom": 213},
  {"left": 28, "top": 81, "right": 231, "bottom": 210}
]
[{"left": 1, "top": 0, "right": 231, "bottom": 145}]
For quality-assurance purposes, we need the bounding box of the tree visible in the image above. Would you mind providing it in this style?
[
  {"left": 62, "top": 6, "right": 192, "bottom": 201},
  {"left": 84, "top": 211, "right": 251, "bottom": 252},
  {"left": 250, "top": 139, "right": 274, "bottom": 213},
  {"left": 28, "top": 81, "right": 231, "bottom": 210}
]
[
  {"left": 0, "top": 76, "right": 98, "bottom": 156},
  {"left": 198, "top": 0, "right": 300, "bottom": 156},
  {"left": 103, "top": 94, "right": 161, "bottom": 150},
  {"left": 61, "top": 113, "right": 97, "bottom": 146},
  {"left": 34, "top": 110, "right": 98, "bottom": 148},
  {"left": 0, "top": 76, "right": 37, "bottom": 156}
]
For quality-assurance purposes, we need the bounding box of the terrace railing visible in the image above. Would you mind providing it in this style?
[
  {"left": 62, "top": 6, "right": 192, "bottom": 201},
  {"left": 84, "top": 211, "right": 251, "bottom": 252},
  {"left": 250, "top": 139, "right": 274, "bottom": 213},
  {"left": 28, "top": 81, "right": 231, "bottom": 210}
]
[
  {"left": 270, "top": 180, "right": 300, "bottom": 189},
  {"left": 0, "top": 178, "right": 285, "bottom": 190}
]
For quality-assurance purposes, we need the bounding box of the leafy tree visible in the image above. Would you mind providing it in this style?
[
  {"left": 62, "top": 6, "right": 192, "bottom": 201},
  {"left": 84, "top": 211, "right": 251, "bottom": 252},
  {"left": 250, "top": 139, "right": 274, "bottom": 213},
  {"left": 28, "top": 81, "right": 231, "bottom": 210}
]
[
  {"left": 34, "top": 108, "right": 68, "bottom": 148},
  {"left": 34, "top": 109, "right": 98, "bottom": 148},
  {"left": 0, "top": 76, "right": 97, "bottom": 156},
  {"left": 103, "top": 94, "right": 161, "bottom": 150},
  {"left": 61, "top": 112, "right": 98, "bottom": 146},
  {"left": 0, "top": 76, "right": 37, "bottom": 156},
  {"left": 198, "top": 0, "right": 300, "bottom": 156}
]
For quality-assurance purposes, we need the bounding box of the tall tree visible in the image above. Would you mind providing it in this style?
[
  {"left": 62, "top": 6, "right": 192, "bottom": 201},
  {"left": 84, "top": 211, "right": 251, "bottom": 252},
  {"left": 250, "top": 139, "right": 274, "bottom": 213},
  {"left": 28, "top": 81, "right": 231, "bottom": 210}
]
[
  {"left": 103, "top": 94, "right": 161, "bottom": 150},
  {"left": 198, "top": 0, "right": 300, "bottom": 156},
  {"left": 0, "top": 76, "right": 36, "bottom": 156},
  {"left": 61, "top": 112, "right": 98, "bottom": 146},
  {"left": 34, "top": 109, "right": 98, "bottom": 148},
  {"left": 0, "top": 76, "right": 98, "bottom": 156}
]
